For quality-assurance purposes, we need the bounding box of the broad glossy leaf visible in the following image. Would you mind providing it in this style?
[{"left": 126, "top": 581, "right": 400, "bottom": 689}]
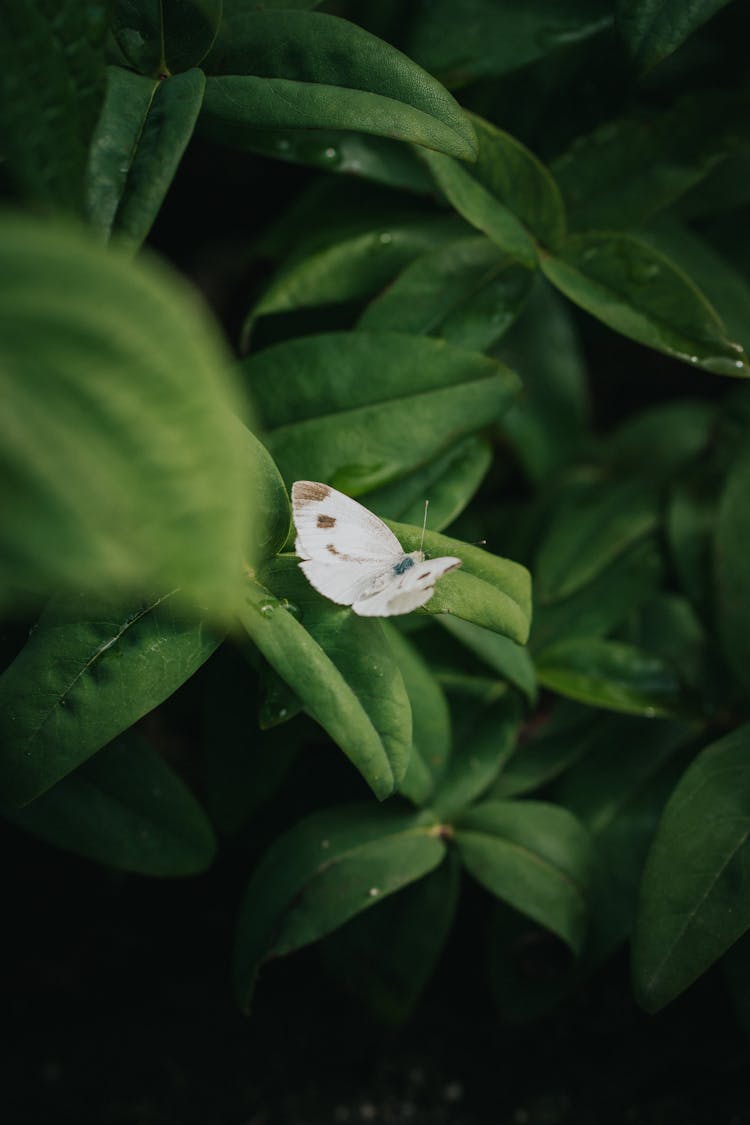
[
  {"left": 552, "top": 93, "right": 745, "bottom": 230},
  {"left": 491, "top": 702, "right": 603, "bottom": 798},
  {"left": 440, "top": 617, "right": 536, "bottom": 705},
  {"left": 431, "top": 696, "right": 522, "bottom": 820},
  {"left": 536, "top": 638, "right": 684, "bottom": 717},
  {"left": 496, "top": 281, "right": 591, "bottom": 482},
  {"left": 87, "top": 66, "right": 205, "bottom": 251},
  {"left": 0, "top": 1, "right": 107, "bottom": 210},
  {"left": 364, "top": 437, "right": 492, "bottom": 532},
  {"left": 617, "top": 0, "right": 735, "bottom": 72},
  {"left": 715, "top": 444, "right": 750, "bottom": 694},
  {"left": 632, "top": 723, "right": 750, "bottom": 1011},
  {"left": 0, "top": 592, "right": 222, "bottom": 806},
  {"left": 530, "top": 535, "right": 663, "bottom": 653},
  {"left": 0, "top": 214, "right": 250, "bottom": 612},
  {"left": 233, "top": 802, "right": 446, "bottom": 1008},
  {"left": 201, "top": 11, "right": 477, "bottom": 160},
  {"left": 560, "top": 717, "right": 693, "bottom": 960},
  {"left": 606, "top": 398, "right": 716, "bottom": 483},
  {"left": 3, "top": 733, "right": 216, "bottom": 875},
  {"left": 244, "top": 332, "right": 520, "bottom": 495},
  {"left": 321, "top": 851, "right": 460, "bottom": 1024},
  {"left": 194, "top": 124, "right": 434, "bottom": 192},
  {"left": 625, "top": 592, "right": 707, "bottom": 691},
  {"left": 383, "top": 625, "right": 451, "bottom": 807},
  {"left": 238, "top": 423, "right": 291, "bottom": 562},
  {"left": 541, "top": 232, "right": 750, "bottom": 376},
  {"left": 456, "top": 799, "right": 593, "bottom": 953},
  {"left": 667, "top": 387, "right": 750, "bottom": 613},
  {"left": 639, "top": 218, "right": 750, "bottom": 359},
  {"left": 113, "top": 1, "right": 223, "bottom": 73},
  {"left": 421, "top": 114, "right": 565, "bottom": 266},
  {"left": 534, "top": 477, "right": 658, "bottom": 604},
  {"left": 386, "top": 521, "right": 532, "bottom": 644},
  {"left": 406, "top": 0, "right": 612, "bottom": 85},
  {"left": 245, "top": 215, "right": 463, "bottom": 338},
  {"left": 239, "top": 571, "right": 409, "bottom": 799},
  {"left": 359, "top": 236, "right": 534, "bottom": 352}
]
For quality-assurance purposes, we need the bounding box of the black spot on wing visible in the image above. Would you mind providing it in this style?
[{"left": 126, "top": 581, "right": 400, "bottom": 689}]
[{"left": 317, "top": 514, "right": 336, "bottom": 528}]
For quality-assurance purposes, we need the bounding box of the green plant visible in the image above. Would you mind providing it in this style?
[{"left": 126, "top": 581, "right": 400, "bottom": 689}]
[{"left": 2, "top": 0, "right": 750, "bottom": 1033}]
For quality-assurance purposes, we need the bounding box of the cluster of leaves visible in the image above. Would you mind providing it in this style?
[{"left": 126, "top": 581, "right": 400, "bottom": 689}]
[{"left": 2, "top": 0, "right": 750, "bottom": 1026}]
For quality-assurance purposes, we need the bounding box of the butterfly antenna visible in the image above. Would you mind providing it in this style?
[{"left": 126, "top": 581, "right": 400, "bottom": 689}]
[{"left": 419, "top": 500, "right": 429, "bottom": 554}]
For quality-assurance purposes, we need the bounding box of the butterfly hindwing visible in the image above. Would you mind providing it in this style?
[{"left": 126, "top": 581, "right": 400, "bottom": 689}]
[{"left": 352, "top": 556, "right": 462, "bottom": 617}]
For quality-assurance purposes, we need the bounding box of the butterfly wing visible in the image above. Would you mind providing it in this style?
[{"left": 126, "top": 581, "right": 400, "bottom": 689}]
[
  {"left": 298, "top": 557, "right": 391, "bottom": 607},
  {"left": 292, "top": 480, "right": 403, "bottom": 607},
  {"left": 292, "top": 481, "right": 403, "bottom": 564},
  {"left": 352, "top": 556, "right": 462, "bottom": 617}
]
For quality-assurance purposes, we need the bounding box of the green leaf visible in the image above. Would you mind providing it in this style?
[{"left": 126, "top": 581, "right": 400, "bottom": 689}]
[
  {"left": 624, "top": 592, "right": 708, "bottom": 692},
  {"left": 201, "top": 10, "right": 477, "bottom": 160},
  {"left": 534, "top": 477, "right": 658, "bottom": 604},
  {"left": 431, "top": 696, "right": 522, "bottom": 820},
  {"left": 715, "top": 444, "right": 750, "bottom": 695},
  {"left": 364, "top": 436, "right": 491, "bottom": 532},
  {"left": 552, "top": 93, "right": 746, "bottom": 230},
  {"left": 639, "top": 217, "right": 750, "bottom": 361},
  {"left": 3, "top": 733, "right": 217, "bottom": 876},
  {"left": 358, "top": 236, "right": 534, "bottom": 352},
  {"left": 113, "top": 1, "right": 223, "bottom": 74},
  {"left": 244, "top": 331, "right": 520, "bottom": 495},
  {"left": 0, "top": 1, "right": 108, "bottom": 211},
  {"left": 560, "top": 718, "right": 693, "bottom": 960},
  {"left": 212, "top": 126, "right": 433, "bottom": 191},
  {"left": 0, "top": 592, "right": 222, "bottom": 806},
  {"left": 530, "top": 535, "right": 663, "bottom": 653},
  {"left": 87, "top": 66, "right": 205, "bottom": 251},
  {"left": 541, "top": 232, "right": 750, "bottom": 376},
  {"left": 632, "top": 723, "right": 750, "bottom": 1011},
  {"left": 0, "top": 213, "right": 251, "bottom": 613},
  {"left": 245, "top": 215, "right": 463, "bottom": 339},
  {"left": 382, "top": 625, "right": 452, "bottom": 807},
  {"left": 496, "top": 281, "right": 591, "bottom": 482},
  {"left": 536, "top": 638, "right": 684, "bottom": 717},
  {"left": 321, "top": 851, "right": 460, "bottom": 1024},
  {"left": 491, "top": 702, "right": 603, "bottom": 798},
  {"left": 440, "top": 617, "right": 537, "bottom": 705},
  {"left": 238, "top": 570, "right": 410, "bottom": 799},
  {"left": 238, "top": 423, "right": 291, "bottom": 562},
  {"left": 233, "top": 802, "right": 446, "bottom": 1009},
  {"left": 385, "top": 521, "right": 532, "bottom": 644},
  {"left": 606, "top": 398, "right": 716, "bottom": 483},
  {"left": 406, "top": 0, "right": 612, "bottom": 85},
  {"left": 420, "top": 115, "right": 565, "bottom": 266},
  {"left": 616, "top": 0, "right": 735, "bottom": 72},
  {"left": 455, "top": 798, "right": 593, "bottom": 953}
]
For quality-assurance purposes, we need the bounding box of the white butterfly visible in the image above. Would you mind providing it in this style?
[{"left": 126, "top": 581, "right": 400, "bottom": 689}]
[{"left": 291, "top": 480, "right": 462, "bottom": 617}]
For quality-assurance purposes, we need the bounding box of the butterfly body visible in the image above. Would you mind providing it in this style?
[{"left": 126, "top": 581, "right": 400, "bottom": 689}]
[{"left": 291, "top": 481, "right": 461, "bottom": 617}]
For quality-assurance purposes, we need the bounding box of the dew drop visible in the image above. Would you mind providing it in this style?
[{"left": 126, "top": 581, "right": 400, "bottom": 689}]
[
  {"left": 378, "top": 232, "right": 393, "bottom": 245},
  {"left": 323, "top": 146, "right": 338, "bottom": 160},
  {"left": 368, "top": 887, "right": 380, "bottom": 897}
]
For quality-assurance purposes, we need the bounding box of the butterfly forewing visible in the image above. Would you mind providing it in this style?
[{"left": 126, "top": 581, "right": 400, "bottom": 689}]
[{"left": 292, "top": 481, "right": 403, "bottom": 564}]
